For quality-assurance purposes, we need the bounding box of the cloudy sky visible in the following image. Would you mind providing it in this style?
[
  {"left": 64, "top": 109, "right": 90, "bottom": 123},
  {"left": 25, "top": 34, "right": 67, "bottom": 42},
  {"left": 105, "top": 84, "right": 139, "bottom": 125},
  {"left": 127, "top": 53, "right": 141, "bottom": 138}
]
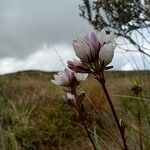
[{"left": 0, "top": 0, "right": 149, "bottom": 74}]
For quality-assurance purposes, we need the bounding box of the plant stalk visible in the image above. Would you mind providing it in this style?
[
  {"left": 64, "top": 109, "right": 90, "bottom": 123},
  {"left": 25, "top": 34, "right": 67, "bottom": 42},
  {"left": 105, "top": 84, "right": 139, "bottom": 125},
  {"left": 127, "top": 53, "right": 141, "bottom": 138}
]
[
  {"left": 99, "top": 78, "right": 128, "bottom": 150},
  {"left": 79, "top": 111, "right": 97, "bottom": 150}
]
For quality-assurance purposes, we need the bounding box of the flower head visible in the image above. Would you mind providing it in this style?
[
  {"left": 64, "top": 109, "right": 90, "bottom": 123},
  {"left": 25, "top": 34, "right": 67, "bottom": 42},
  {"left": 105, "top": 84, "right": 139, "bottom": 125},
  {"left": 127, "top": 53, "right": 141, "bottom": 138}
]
[
  {"left": 51, "top": 68, "right": 88, "bottom": 87},
  {"left": 68, "top": 29, "right": 116, "bottom": 73},
  {"left": 73, "top": 29, "right": 115, "bottom": 64}
]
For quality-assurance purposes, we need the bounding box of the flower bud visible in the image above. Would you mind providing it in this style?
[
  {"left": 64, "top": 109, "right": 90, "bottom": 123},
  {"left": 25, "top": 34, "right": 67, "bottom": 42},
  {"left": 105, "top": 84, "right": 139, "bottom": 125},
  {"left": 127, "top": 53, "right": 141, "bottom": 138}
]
[
  {"left": 67, "top": 59, "right": 83, "bottom": 72},
  {"left": 72, "top": 29, "right": 115, "bottom": 67},
  {"left": 73, "top": 38, "right": 91, "bottom": 62},
  {"left": 99, "top": 43, "right": 116, "bottom": 66},
  {"left": 63, "top": 93, "right": 76, "bottom": 107},
  {"left": 67, "top": 60, "right": 91, "bottom": 73}
]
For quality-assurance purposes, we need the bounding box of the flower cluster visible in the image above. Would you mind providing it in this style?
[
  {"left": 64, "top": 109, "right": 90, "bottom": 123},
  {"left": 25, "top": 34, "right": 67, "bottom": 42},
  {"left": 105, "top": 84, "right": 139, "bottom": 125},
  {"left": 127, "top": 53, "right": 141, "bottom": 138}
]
[
  {"left": 51, "top": 29, "right": 128, "bottom": 150},
  {"left": 52, "top": 29, "right": 116, "bottom": 108},
  {"left": 51, "top": 68, "right": 88, "bottom": 109},
  {"left": 67, "top": 29, "right": 116, "bottom": 74},
  {"left": 51, "top": 68, "right": 88, "bottom": 87}
]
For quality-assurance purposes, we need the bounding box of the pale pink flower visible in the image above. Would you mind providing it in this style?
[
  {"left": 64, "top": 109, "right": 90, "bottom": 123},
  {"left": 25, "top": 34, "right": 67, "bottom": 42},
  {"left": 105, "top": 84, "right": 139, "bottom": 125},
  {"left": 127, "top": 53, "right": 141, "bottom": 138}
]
[
  {"left": 71, "top": 29, "right": 115, "bottom": 68},
  {"left": 51, "top": 68, "right": 88, "bottom": 86}
]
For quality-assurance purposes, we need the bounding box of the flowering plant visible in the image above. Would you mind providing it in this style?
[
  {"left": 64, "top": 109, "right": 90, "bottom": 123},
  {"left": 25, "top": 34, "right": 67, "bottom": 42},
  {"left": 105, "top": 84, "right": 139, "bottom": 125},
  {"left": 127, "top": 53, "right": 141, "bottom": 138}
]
[
  {"left": 52, "top": 29, "right": 128, "bottom": 150},
  {"left": 52, "top": 68, "right": 88, "bottom": 109},
  {"left": 51, "top": 68, "right": 97, "bottom": 148}
]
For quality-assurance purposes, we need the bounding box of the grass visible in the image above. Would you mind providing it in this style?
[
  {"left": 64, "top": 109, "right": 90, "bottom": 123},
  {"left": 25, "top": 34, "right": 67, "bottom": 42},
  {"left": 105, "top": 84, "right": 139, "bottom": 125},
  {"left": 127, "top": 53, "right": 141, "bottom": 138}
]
[{"left": 0, "top": 70, "right": 150, "bottom": 149}]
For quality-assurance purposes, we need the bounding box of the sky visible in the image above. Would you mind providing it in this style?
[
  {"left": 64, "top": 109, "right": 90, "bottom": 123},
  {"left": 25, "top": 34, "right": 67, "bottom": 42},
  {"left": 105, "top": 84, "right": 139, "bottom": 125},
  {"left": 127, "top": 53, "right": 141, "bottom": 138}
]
[{"left": 0, "top": 0, "right": 149, "bottom": 74}]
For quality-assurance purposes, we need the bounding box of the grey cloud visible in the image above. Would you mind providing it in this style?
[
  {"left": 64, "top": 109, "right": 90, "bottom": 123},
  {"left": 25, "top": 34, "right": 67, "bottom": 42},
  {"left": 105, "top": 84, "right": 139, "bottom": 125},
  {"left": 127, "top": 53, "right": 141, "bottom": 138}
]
[
  {"left": 0, "top": 0, "right": 91, "bottom": 58},
  {"left": 0, "top": 44, "right": 76, "bottom": 74}
]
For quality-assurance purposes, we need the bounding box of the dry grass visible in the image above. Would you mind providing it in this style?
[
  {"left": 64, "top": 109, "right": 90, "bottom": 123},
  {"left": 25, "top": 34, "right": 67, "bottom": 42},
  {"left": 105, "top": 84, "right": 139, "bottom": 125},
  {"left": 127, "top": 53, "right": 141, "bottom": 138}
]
[{"left": 0, "top": 70, "right": 150, "bottom": 149}]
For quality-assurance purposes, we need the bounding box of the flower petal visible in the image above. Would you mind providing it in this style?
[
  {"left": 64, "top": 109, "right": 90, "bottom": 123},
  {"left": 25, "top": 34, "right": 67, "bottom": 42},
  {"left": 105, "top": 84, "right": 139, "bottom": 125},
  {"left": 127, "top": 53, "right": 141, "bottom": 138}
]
[
  {"left": 106, "top": 31, "right": 115, "bottom": 44},
  {"left": 99, "top": 29, "right": 107, "bottom": 46},
  {"left": 91, "top": 32, "right": 100, "bottom": 52}
]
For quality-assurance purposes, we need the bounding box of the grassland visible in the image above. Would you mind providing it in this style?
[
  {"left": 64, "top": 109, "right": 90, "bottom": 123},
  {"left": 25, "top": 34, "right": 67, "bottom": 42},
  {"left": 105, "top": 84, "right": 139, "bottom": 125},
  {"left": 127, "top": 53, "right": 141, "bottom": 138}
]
[{"left": 0, "top": 70, "right": 150, "bottom": 150}]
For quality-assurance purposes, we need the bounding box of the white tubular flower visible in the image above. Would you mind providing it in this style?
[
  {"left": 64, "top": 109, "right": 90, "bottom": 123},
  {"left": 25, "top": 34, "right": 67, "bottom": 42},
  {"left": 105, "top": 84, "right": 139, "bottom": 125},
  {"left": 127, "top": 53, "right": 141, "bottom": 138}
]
[
  {"left": 51, "top": 68, "right": 88, "bottom": 86},
  {"left": 73, "top": 38, "right": 91, "bottom": 62},
  {"left": 99, "top": 43, "right": 116, "bottom": 66}
]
